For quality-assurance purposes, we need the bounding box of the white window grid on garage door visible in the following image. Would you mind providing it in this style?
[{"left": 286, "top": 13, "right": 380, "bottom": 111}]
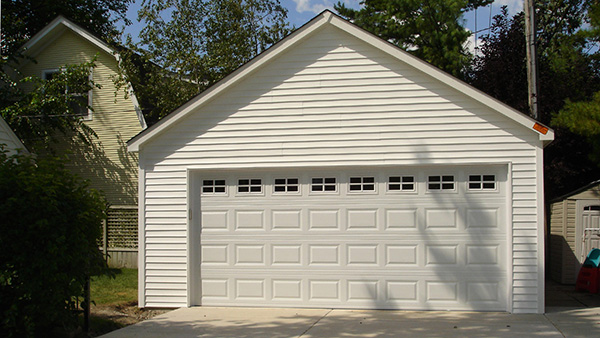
[
  {"left": 200, "top": 172, "right": 499, "bottom": 197},
  {"left": 196, "top": 167, "right": 507, "bottom": 311}
]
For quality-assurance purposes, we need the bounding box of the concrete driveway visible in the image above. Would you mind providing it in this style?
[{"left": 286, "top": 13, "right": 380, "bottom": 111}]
[
  {"left": 102, "top": 281, "right": 600, "bottom": 338},
  {"left": 100, "top": 306, "right": 600, "bottom": 338}
]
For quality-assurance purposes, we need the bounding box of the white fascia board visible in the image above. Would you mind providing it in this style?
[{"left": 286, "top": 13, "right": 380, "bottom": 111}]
[
  {"left": 129, "top": 88, "right": 148, "bottom": 130},
  {"left": 127, "top": 10, "right": 554, "bottom": 152},
  {"left": 326, "top": 14, "right": 554, "bottom": 144},
  {"left": 113, "top": 53, "right": 148, "bottom": 130},
  {"left": 0, "top": 117, "right": 29, "bottom": 154},
  {"left": 23, "top": 16, "right": 114, "bottom": 56},
  {"left": 127, "top": 13, "right": 333, "bottom": 152},
  {"left": 24, "top": 16, "right": 146, "bottom": 130}
]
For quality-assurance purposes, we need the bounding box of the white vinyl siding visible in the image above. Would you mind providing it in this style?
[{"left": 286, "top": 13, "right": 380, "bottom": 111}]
[
  {"left": 0, "top": 117, "right": 27, "bottom": 155},
  {"left": 138, "top": 24, "right": 543, "bottom": 312}
]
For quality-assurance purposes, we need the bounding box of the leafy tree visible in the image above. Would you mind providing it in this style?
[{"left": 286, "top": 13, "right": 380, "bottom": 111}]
[
  {"left": 0, "top": 150, "right": 107, "bottom": 337},
  {"left": 552, "top": 0, "right": 600, "bottom": 163},
  {"left": 117, "top": 0, "right": 291, "bottom": 124},
  {"left": 1, "top": 60, "right": 100, "bottom": 153},
  {"left": 552, "top": 92, "right": 600, "bottom": 161},
  {"left": 468, "top": 2, "right": 600, "bottom": 198},
  {"left": 1, "top": 0, "right": 133, "bottom": 150},
  {"left": 1, "top": 0, "right": 132, "bottom": 57},
  {"left": 334, "top": 0, "right": 493, "bottom": 78},
  {"left": 0, "top": 3, "right": 123, "bottom": 335},
  {"left": 467, "top": 8, "right": 528, "bottom": 113}
]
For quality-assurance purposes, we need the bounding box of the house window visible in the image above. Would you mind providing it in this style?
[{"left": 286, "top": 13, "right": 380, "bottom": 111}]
[
  {"left": 238, "top": 179, "right": 262, "bottom": 193},
  {"left": 428, "top": 175, "right": 455, "bottom": 191},
  {"left": 468, "top": 175, "right": 496, "bottom": 190},
  {"left": 202, "top": 179, "right": 226, "bottom": 194},
  {"left": 584, "top": 205, "right": 600, "bottom": 211},
  {"left": 274, "top": 178, "right": 299, "bottom": 193},
  {"left": 388, "top": 176, "right": 415, "bottom": 192},
  {"left": 311, "top": 177, "right": 336, "bottom": 192},
  {"left": 42, "top": 69, "right": 92, "bottom": 120},
  {"left": 349, "top": 176, "right": 375, "bottom": 192}
]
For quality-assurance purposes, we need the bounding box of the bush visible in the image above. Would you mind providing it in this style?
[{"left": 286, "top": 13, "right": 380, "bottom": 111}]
[{"left": 0, "top": 149, "right": 108, "bottom": 337}]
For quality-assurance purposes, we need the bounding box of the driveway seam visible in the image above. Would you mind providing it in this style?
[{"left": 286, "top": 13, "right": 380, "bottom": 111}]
[
  {"left": 543, "top": 313, "right": 566, "bottom": 337},
  {"left": 298, "top": 308, "right": 333, "bottom": 337}
]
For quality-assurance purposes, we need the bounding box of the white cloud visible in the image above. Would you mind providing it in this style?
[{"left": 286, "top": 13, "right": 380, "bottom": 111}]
[
  {"left": 291, "top": 0, "right": 361, "bottom": 14},
  {"left": 464, "top": 31, "right": 485, "bottom": 57},
  {"left": 292, "top": 0, "right": 333, "bottom": 14},
  {"left": 494, "top": 0, "right": 524, "bottom": 17}
]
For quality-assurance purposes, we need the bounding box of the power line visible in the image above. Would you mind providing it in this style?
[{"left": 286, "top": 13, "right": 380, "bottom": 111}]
[{"left": 472, "top": 4, "right": 493, "bottom": 51}]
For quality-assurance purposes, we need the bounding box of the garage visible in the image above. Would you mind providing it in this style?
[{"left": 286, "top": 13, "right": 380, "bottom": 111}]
[
  {"left": 549, "top": 180, "right": 600, "bottom": 284},
  {"left": 196, "top": 166, "right": 507, "bottom": 310},
  {"left": 128, "top": 11, "right": 553, "bottom": 313}
]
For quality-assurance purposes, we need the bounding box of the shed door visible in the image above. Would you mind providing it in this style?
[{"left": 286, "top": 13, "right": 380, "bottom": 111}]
[
  {"left": 582, "top": 205, "right": 600, "bottom": 258},
  {"left": 196, "top": 166, "right": 507, "bottom": 311}
]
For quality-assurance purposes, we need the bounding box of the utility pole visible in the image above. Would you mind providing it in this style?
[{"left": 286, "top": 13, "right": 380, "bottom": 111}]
[{"left": 524, "top": 0, "right": 539, "bottom": 120}]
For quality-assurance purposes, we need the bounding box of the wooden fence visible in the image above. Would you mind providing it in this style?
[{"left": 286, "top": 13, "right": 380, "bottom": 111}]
[{"left": 101, "top": 205, "right": 138, "bottom": 268}]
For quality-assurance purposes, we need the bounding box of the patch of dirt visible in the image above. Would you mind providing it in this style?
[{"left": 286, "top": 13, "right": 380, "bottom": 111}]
[
  {"left": 90, "top": 301, "right": 171, "bottom": 334},
  {"left": 85, "top": 301, "right": 172, "bottom": 337}
]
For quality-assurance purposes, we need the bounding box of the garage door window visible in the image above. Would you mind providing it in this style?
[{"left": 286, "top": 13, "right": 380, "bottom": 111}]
[
  {"left": 274, "top": 178, "right": 299, "bottom": 193},
  {"left": 202, "top": 179, "right": 227, "bottom": 194},
  {"left": 349, "top": 177, "right": 375, "bottom": 192},
  {"left": 238, "top": 179, "right": 262, "bottom": 193},
  {"left": 388, "top": 176, "right": 415, "bottom": 192},
  {"left": 468, "top": 175, "right": 496, "bottom": 190},
  {"left": 428, "top": 175, "right": 455, "bottom": 191},
  {"left": 311, "top": 177, "right": 337, "bottom": 192}
]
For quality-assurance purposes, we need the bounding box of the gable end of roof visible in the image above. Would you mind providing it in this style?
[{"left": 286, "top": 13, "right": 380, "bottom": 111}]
[{"left": 127, "top": 10, "right": 554, "bottom": 152}]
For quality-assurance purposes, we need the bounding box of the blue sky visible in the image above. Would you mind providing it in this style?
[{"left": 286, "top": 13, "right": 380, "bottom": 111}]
[{"left": 120, "top": 0, "right": 524, "bottom": 52}]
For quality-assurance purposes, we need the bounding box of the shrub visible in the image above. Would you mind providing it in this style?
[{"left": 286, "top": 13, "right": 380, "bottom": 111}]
[{"left": 0, "top": 149, "right": 108, "bottom": 337}]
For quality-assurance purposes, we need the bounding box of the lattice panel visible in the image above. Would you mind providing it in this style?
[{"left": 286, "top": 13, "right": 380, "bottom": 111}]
[{"left": 107, "top": 207, "right": 138, "bottom": 249}]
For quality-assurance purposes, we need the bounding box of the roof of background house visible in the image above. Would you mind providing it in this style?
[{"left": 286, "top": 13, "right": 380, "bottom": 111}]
[{"left": 21, "top": 16, "right": 147, "bottom": 130}]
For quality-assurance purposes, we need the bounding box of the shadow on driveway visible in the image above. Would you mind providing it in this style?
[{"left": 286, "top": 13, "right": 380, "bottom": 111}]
[
  {"left": 545, "top": 279, "right": 600, "bottom": 338},
  {"left": 100, "top": 280, "right": 600, "bottom": 338}
]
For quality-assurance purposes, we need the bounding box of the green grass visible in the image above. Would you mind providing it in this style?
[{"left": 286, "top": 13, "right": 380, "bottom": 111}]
[{"left": 91, "top": 268, "right": 138, "bottom": 305}]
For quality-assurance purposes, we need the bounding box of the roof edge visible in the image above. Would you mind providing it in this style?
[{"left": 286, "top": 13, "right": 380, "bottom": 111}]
[
  {"left": 551, "top": 179, "right": 600, "bottom": 203},
  {"left": 21, "top": 16, "right": 147, "bottom": 130},
  {"left": 324, "top": 12, "right": 554, "bottom": 144},
  {"left": 0, "top": 116, "right": 29, "bottom": 154},
  {"left": 128, "top": 9, "right": 554, "bottom": 151},
  {"left": 127, "top": 10, "right": 333, "bottom": 152},
  {"left": 23, "top": 16, "right": 114, "bottom": 56}
]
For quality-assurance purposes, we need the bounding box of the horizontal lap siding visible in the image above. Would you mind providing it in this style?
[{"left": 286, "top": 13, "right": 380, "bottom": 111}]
[
  {"left": 21, "top": 30, "right": 142, "bottom": 205},
  {"left": 140, "top": 25, "right": 542, "bottom": 310},
  {"left": 144, "top": 169, "right": 188, "bottom": 307},
  {"left": 0, "top": 123, "right": 24, "bottom": 155},
  {"left": 549, "top": 201, "right": 566, "bottom": 283},
  {"left": 563, "top": 200, "right": 579, "bottom": 284}
]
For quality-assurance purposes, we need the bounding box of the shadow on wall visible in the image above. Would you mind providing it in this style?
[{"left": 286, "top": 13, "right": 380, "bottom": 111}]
[
  {"left": 549, "top": 234, "right": 581, "bottom": 285},
  {"left": 353, "top": 140, "right": 506, "bottom": 311},
  {"left": 61, "top": 128, "right": 138, "bottom": 206}
]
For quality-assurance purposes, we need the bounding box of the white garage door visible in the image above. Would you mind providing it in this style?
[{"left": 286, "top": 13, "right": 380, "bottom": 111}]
[{"left": 197, "top": 166, "right": 507, "bottom": 311}]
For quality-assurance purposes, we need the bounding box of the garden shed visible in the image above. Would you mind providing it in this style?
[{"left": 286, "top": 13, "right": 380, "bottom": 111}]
[
  {"left": 128, "top": 11, "right": 553, "bottom": 314},
  {"left": 550, "top": 180, "right": 600, "bottom": 284}
]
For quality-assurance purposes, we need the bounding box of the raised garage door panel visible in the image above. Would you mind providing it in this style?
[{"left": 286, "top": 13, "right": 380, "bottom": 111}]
[{"left": 197, "top": 166, "right": 507, "bottom": 310}]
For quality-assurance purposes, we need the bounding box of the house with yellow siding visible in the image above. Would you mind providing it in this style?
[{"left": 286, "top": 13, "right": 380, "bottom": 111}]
[
  {"left": 19, "top": 16, "right": 146, "bottom": 206},
  {"left": 17, "top": 17, "right": 146, "bottom": 267}
]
